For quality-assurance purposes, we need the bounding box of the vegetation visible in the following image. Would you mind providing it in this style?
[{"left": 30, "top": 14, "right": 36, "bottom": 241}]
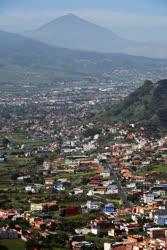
[
  {"left": 62, "top": 212, "right": 103, "bottom": 230},
  {"left": 103, "top": 79, "right": 167, "bottom": 134},
  {"left": 0, "top": 240, "right": 25, "bottom": 250},
  {"left": 138, "top": 164, "right": 167, "bottom": 176}
]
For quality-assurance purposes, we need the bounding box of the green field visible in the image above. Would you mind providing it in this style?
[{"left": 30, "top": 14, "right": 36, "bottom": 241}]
[
  {"left": 0, "top": 239, "right": 25, "bottom": 250},
  {"left": 139, "top": 164, "right": 167, "bottom": 176},
  {"left": 53, "top": 248, "right": 66, "bottom": 250}
]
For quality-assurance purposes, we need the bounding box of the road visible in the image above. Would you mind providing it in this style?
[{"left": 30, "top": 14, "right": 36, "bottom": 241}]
[{"left": 105, "top": 161, "right": 133, "bottom": 208}]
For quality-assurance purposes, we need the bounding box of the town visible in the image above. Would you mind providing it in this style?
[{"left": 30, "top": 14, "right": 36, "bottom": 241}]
[{"left": 0, "top": 81, "right": 167, "bottom": 250}]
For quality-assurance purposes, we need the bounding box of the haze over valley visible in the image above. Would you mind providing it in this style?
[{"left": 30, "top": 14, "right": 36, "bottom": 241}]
[{"left": 25, "top": 14, "right": 167, "bottom": 59}]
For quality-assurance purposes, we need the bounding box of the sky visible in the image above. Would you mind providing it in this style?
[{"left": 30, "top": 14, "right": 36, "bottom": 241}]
[{"left": 0, "top": 0, "right": 167, "bottom": 42}]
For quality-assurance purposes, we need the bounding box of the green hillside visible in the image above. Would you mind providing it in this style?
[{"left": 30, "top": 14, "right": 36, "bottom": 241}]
[{"left": 104, "top": 79, "right": 167, "bottom": 133}]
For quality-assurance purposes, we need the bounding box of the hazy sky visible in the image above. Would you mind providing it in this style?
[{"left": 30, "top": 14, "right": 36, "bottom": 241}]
[{"left": 0, "top": 0, "right": 167, "bottom": 42}]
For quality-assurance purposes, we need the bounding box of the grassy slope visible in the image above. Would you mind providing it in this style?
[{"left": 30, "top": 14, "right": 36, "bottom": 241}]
[
  {"left": 103, "top": 80, "right": 167, "bottom": 133},
  {"left": 0, "top": 239, "right": 25, "bottom": 250},
  {"left": 138, "top": 164, "right": 167, "bottom": 176}
]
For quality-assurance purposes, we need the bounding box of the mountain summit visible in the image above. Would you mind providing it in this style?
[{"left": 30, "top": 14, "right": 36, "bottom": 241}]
[
  {"left": 39, "top": 13, "right": 114, "bottom": 32},
  {"left": 26, "top": 14, "right": 119, "bottom": 52},
  {"left": 25, "top": 14, "right": 167, "bottom": 58}
]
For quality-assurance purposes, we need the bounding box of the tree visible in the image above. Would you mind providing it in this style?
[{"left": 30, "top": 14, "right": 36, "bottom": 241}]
[
  {"left": 11, "top": 173, "right": 19, "bottom": 181},
  {"left": 2, "top": 137, "right": 10, "bottom": 147},
  {"left": 127, "top": 194, "right": 139, "bottom": 203}
]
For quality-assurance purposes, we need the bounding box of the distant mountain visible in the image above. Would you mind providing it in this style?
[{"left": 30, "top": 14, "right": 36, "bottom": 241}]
[
  {"left": 25, "top": 14, "right": 120, "bottom": 52},
  {"left": 25, "top": 14, "right": 167, "bottom": 59},
  {"left": 104, "top": 79, "right": 167, "bottom": 132},
  {"left": 0, "top": 30, "right": 167, "bottom": 83}
]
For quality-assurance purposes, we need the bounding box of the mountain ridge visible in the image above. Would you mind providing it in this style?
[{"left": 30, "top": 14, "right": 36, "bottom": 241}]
[
  {"left": 25, "top": 14, "right": 121, "bottom": 54},
  {"left": 104, "top": 79, "right": 167, "bottom": 133},
  {"left": 38, "top": 13, "right": 119, "bottom": 38},
  {"left": 0, "top": 29, "right": 167, "bottom": 83},
  {"left": 24, "top": 14, "right": 167, "bottom": 59}
]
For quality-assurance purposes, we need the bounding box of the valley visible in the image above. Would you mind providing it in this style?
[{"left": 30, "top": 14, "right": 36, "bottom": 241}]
[{"left": 0, "top": 5, "right": 167, "bottom": 250}]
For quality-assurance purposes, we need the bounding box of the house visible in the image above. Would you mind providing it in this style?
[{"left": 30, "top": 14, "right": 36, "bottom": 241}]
[
  {"left": 128, "top": 235, "right": 143, "bottom": 243},
  {"left": 104, "top": 242, "right": 129, "bottom": 250},
  {"left": 43, "top": 161, "right": 51, "bottom": 171},
  {"left": 75, "top": 228, "right": 91, "bottom": 235},
  {"left": 147, "top": 227, "right": 166, "bottom": 239},
  {"left": 45, "top": 179, "right": 54, "bottom": 186},
  {"left": 42, "top": 201, "right": 59, "bottom": 211},
  {"left": 94, "top": 187, "right": 106, "bottom": 195},
  {"left": 87, "top": 187, "right": 107, "bottom": 196},
  {"left": 17, "top": 175, "right": 31, "bottom": 181},
  {"left": 74, "top": 188, "right": 83, "bottom": 195},
  {"left": 72, "top": 241, "right": 95, "bottom": 250},
  {"left": 34, "top": 219, "right": 46, "bottom": 230},
  {"left": 100, "top": 169, "right": 111, "bottom": 178},
  {"left": 133, "top": 206, "right": 151, "bottom": 215},
  {"left": 108, "top": 228, "right": 116, "bottom": 237},
  {"left": 90, "top": 176, "right": 102, "bottom": 186},
  {"left": 56, "top": 178, "right": 70, "bottom": 188},
  {"left": 120, "top": 223, "right": 142, "bottom": 235},
  {"left": 143, "top": 192, "right": 154, "bottom": 204},
  {"left": 0, "top": 229, "right": 18, "bottom": 239},
  {"left": 30, "top": 203, "right": 43, "bottom": 211},
  {"left": 87, "top": 190, "right": 94, "bottom": 196},
  {"left": 108, "top": 227, "right": 124, "bottom": 237},
  {"left": 61, "top": 206, "right": 81, "bottom": 217},
  {"left": 0, "top": 156, "right": 6, "bottom": 163},
  {"left": 0, "top": 209, "right": 17, "bottom": 220},
  {"left": 121, "top": 168, "right": 133, "bottom": 179},
  {"left": 90, "top": 217, "right": 113, "bottom": 235},
  {"left": 153, "top": 189, "right": 166, "bottom": 198},
  {"left": 85, "top": 200, "right": 102, "bottom": 210},
  {"left": 153, "top": 210, "right": 167, "bottom": 226},
  {"left": 25, "top": 186, "right": 35, "bottom": 193},
  {"left": 127, "top": 183, "right": 136, "bottom": 189},
  {"left": 106, "top": 185, "right": 119, "bottom": 194},
  {"left": 104, "top": 243, "right": 113, "bottom": 250},
  {"left": 103, "top": 180, "right": 114, "bottom": 187},
  {"left": 103, "top": 204, "right": 115, "bottom": 215},
  {"left": 57, "top": 184, "right": 65, "bottom": 191}
]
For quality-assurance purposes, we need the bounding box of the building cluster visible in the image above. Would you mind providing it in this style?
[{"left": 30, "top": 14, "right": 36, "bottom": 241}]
[{"left": 0, "top": 84, "right": 167, "bottom": 249}]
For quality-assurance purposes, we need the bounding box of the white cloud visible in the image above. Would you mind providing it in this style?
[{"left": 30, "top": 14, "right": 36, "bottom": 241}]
[{"left": 0, "top": 9, "right": 167, "bottom": 41}]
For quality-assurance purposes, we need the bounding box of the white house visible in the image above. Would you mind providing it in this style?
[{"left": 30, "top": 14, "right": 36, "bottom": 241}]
[
  {"left": 25, "top": 186, "right": 35, "bottom": 193},
  {"left": 143, "top": 192, "right": 154, "bottom": 204},
  {"left": 74, "top": 188, "right": 83, "bottom": 195},
  {"left": 86, "top": 200, "right": 101, "bottom": 210},
  {"left": 104, "top": 243, "right": 112, "bottom": 250},
  {"left": 30, "top": 203, "right": 43, "bottom": 211}
]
